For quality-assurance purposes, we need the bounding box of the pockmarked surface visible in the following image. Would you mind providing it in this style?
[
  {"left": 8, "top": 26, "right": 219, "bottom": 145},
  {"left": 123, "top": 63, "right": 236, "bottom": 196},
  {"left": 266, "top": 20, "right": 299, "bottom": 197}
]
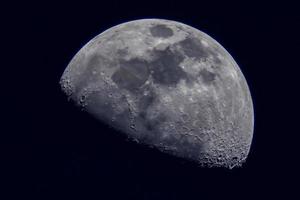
[{"left": 60, "top": 19, "right": 254, "bottom": 168}]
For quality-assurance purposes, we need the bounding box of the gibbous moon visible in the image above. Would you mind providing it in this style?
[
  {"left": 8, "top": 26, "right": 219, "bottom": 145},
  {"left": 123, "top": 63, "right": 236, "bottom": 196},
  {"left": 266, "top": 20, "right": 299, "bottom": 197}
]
[{"left": 60, "top": 19, "right": 254, "bottom": 168}]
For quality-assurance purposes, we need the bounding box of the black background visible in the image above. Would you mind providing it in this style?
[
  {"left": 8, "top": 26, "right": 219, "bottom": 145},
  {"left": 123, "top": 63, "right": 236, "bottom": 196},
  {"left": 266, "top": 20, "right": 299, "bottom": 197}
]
[{"left": 3, "top": 1, "right": 299, "bottom": 199}]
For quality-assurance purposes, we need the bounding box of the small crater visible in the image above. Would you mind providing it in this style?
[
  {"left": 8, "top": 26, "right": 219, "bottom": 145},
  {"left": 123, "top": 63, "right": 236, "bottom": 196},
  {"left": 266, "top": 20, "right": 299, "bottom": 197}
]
[
  {"left": 130, "top": 124, "right": 136, "bottom": 131},
  {"left": 232, "top": 156, "right": 238, "bottom": 161},
  {"left": 150, "top": 24, "right": 174, "bottom": 38},
  {"left": 79, "top": 94, "right": 87, "bottom": 105}
]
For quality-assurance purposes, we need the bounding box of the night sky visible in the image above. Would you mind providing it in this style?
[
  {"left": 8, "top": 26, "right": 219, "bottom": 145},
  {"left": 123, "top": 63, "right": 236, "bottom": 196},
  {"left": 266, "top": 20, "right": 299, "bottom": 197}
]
[{"left": 3, "top": 1, "right": 299, "bottom": 199}]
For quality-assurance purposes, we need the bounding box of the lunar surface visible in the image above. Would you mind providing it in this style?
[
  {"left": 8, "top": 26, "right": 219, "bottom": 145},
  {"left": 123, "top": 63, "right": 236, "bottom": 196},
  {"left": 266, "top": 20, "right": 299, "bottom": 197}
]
[{"left": 60, "top": 19, "right": 254, "bottom": 168}]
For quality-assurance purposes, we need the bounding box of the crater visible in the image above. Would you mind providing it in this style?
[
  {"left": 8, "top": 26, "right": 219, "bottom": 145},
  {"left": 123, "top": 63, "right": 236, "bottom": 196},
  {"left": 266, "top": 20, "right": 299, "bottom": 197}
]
[
  {"left": 150, "top": 24, "right": 174, "bottom": 38},
  {"left": 111, "top": 58, "right": 150, "bottom": 91},
  {"left": 149, "top": 48, "right": 187, "bottom": 86},
  {"left": 178, "top": 36, "right": 209, "bottom": 60}
]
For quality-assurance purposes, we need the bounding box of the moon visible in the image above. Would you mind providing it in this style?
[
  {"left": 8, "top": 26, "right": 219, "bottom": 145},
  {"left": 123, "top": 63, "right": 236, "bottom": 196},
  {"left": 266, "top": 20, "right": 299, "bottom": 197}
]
[{"left": 60, "top": 19, "right": 254, "bottom": 168}]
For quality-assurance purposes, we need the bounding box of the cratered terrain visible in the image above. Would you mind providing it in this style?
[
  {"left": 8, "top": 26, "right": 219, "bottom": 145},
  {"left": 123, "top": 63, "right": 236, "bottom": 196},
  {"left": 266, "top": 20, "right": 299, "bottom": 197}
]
[{"left": 60, "top": 19, "right": 254, "bottom": 168}]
